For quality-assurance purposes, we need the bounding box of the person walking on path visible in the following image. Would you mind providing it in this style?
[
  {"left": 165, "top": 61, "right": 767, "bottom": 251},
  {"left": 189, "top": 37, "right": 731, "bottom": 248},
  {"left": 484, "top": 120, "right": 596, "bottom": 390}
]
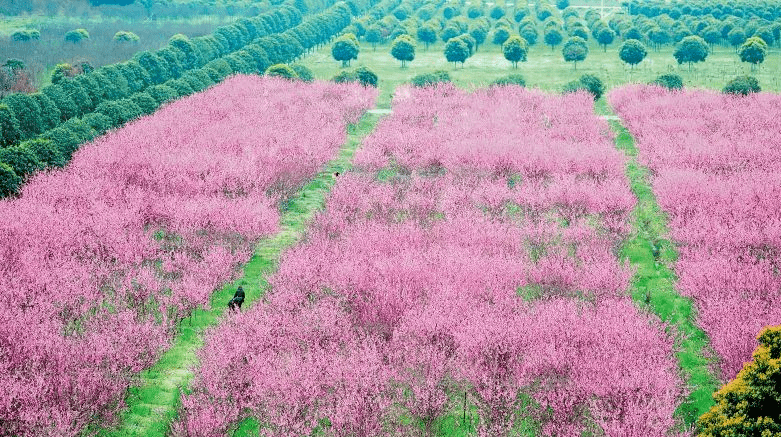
[{"left": 228, "top": 286, "right": 245, "bottom": 311}]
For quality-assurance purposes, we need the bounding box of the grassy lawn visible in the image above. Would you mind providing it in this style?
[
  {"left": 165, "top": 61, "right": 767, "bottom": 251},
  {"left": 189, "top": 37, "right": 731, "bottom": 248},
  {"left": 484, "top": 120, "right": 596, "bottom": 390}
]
[{"left": 303, "top": 39, "right": 780, "bottom": 107}]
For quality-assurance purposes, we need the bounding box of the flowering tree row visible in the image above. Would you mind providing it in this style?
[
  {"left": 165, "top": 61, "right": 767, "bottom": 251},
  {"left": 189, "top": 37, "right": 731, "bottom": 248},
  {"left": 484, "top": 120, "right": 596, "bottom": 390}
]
[
  {"left": 178, "top": 85, "right": 687, "bottom": 436},
  {"left": 609, "top": 84, "right": 781, "bottom": 381},
  {"left": 0, "top": 75, "right": 377, "bottom": 436}
]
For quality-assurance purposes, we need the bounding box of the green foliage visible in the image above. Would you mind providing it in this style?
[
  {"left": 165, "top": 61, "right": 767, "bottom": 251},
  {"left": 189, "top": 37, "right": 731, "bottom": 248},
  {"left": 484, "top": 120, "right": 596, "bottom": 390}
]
[
  {"left": 40, "top": 126, "right": 79, "bottom": 160},
  {"left": 146, "top": 84, "right": 179, "bottom": 105},
  {"left": 119, "top": 61, "right": 151, "bottom": 93},
  {"left": 502, "top": 35, "right": 529, "bottom": 68},
  {"left": 544, "top": 27, "right": 563, "bottom": 49},
  {"left": 157, "top": 47, "right": 184, "bottom": 79},
  {"left": 169, "top": 34, "right": 201, "bottom": 70},
  {"left": 21, "top": 139, "right": 64, "bottom": 168},
  {"left": 99, "top": 65, "right": 130, "bottom": 98},
  {"left": 0, "top": 145, "right": 41, "bottom": 180},
  {"left": 674, "top": 35, "right": 709, "bottom": 70},
  {"left": 728, "top": 28, "right": 747, "bottom": 49},
  {"left": 94, "top": 100, "right": 126, "bottom": 125},
  {"left": 117, "top": 98, "right": 143, "bottom": 122},
  {"left": 723, "top": 75, "right": 761, "bottom": 96},
  {"left": 167, "top": 79, "right": 194, "bottom": 97},
  {"left": 332, "top": 70, "right": 357, "bottom": 83},
  {"left": 391, "top": 35, "right": 416, "bottom": 67},
  {"left": 81, "top": 112, "right": 113, "bottom": 135},
  {"left": 333, "top": 66, "right": 378, "bottom": 87},
  {"left": 42, "top": 85, "right": 77, "bottom": 121},
  {"left": 64, "top": 28, "right": 90, "bottom": 43},
  {"left": 619, "top": 39, "right": 648, "bottom": 68},
  {"left": 410, "top": 70, "right": 451, "bottom": 87},
  {"left": 0, "top": 104, "right": 21, "bottom": 147},
  {"left": 738, "top": 37, "right": 768, "bottom": 68},
  {"left": 562, "top": 36, "right": 588, "bottom": 68},
  {"left": 3, "top": 93, "right": 42, "bottom": 140},
  {"left": 697, "top": 326, "right": 781, "bottom": 436},
  {"left": 332, "top": 33, "right": 360, "bottom": 67},
  {"left": 489, "top": 5, "right": 505, "bottom": 19},
  {"left": 60, "top": 81, "right": 93, "bottom": 116},
  {"left": 562, "top": 74, "right": 604, "bottom": 100},
  {"left": 113, "top": 31, "right": 140, "bottom": 43},
  {"left": 135, "top": 51, "right": 171, "bottom": 85},
  {"left": 556, "top": 0, "right": 570, "bottom": 9},
  {"left": 11, "top": 29, "right": 40, "bottom": 42},
  {"left": 291, "top": 64, "right": 314, "bottom": 83},
  {"left": 265, "top": 64, "right": 298, "bottom": 80},
  {"left": 417, "top": 25, "right": 438, "bottom": 50},
  {"left": 0, "top": 163, "right": 21, "bottom": 197},
  {"left": 129, "top": 92, "right": 158, "bottom": 115},
  {"left": 364, "top": 26, "right": 383, "bottom": 50},
  {"left": 596, "top": 27, "right": 616, "bottom": 51},
  {"left": 651, "top": 74, "right": 684, "bottom": 90},
  {"left": 31, "top": 93, "right": 60, "bottom": 131},
  {"left": 51, "top": 63, "right": 75, "bottom": 85},
  {"left": 444, "top": 38, "right": 469, "bottom": 67},
  {"left": 492, "top": 27, "right": 511, "bottom": 46},
  {"left": 491, "top": 74, "right": 526, "bottom": 87}
]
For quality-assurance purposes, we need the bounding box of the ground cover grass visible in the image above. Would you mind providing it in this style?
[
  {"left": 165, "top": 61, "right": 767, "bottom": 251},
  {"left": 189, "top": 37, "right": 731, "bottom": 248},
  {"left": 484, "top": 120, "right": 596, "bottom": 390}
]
[
  {"left": 599, "top": 99, "right": 720, "bottom": 427},
  {"left": 304, "top": 40, "right": 780, "bottom": 108},
  {"left": 89, "top": 111, "right": 383, "bottom": 437}
]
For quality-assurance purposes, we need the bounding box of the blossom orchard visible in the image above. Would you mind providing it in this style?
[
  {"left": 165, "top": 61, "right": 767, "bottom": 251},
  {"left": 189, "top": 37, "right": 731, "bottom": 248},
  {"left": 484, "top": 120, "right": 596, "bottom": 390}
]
[
  {"left": 0, "top": 75, "right": 376, "bottom": 436},
  {"left": 178, "top": 85, "right": 688, "bottom": 436},
  {"left": 609, "top": 85, "right": 781, "bottom": 381}
]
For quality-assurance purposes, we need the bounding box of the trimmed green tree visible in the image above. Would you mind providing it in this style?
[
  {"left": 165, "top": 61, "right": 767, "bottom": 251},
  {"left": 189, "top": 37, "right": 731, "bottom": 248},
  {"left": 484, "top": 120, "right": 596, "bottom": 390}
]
[
  {"left": 738, "top": 37, "right": 768, "bottom": 70},
  {"left": 674, "top": 35, "right": 709, "bottom": 71},
  {"left": 265, "top": 64, "right": 298, "bottom": 80},
  {"left": 0, "top": 146, "right": 40, "bottom": 180},
  {"left": 0, "top": 163, "right": 21, "bottom": 197},
  {"left": 562, "top": 36, "right": 588, "bottom": 69},
  {"left": 619, "top": 39, "right": 648, "bottom": 69},
  {"left": 596, "top": 27, "right": 615, "bottom": 52},
  {"left": 444, "top": 38, "right": 469, "bottom": 68},
  {"left": 365, "top": 26, "right": 383, "bottom": 51},
  {"left": 492, "top": 27, "right": 511, "bottom": 46},
  {"left": 723, "top": 75, "right": 761, "bottom": 95},
  {"left": 3, "top": 93, "right": 42, "bottom": 139},
  {"left": 332, "top": 33, "right": 360, "bottom": 67},
  {"left": 0, "top": 104, "right": 21, "bottom": 147},
  {"left": 22, "top": 139, "right": 65, "bottom": 168},
  {"left": 417, "top": 25, "right": 437, "bottom": 50},
  {"left": 502, "top": 35, "right": 529, "bottom": 68},
  {"left": 544, "top": 27, "right": 564, "bottom": 50},
  {"left": 391, "top": 35, "right": 416, "bottom": 68}
]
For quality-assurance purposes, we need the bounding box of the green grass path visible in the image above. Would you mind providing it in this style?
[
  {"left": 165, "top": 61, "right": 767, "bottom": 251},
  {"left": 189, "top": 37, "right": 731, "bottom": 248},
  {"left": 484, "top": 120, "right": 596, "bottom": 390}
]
[
  {"left": 92, "top": 112, "right": 383, "bottom": 437},
  {"left": 598, "top": 101, "right": 720, "bottom": 428}
]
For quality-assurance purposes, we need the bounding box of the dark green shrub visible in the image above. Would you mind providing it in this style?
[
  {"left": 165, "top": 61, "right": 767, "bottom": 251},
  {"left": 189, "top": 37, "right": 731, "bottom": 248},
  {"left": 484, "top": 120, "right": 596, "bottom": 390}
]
[
  {"left": 203, "top": 66, "right": 222, "bottom": 82},
  {"left": 265, "top": 64, "right": 298, "bottom": 80},
  {"left": 169, "top": 34, "right": 201, "bottom": 70},
  {"left": 291, "top": 64, "right": 314, "bottom": 82},
  {"left": 51, "top": 63, "right": 75, "bottom": 85},
  {"left": 0, "top": 163, "right": 21, "bottom": 197},
  {"left": 22, "top": 139, "right": 65, "bottom": 168},
  {"left": 3, "top": 93, "right": 42, "bottom": 140},
  {"left": 157, "top": 47, "right": 184, "bottom": 79},
  {"left": 244, "top": 44, "right": 272, "bottom": 72},
  {"left": 94, "top": 100, "right": 125, "bottom": 125},
  {"left": 31, "top": 93, "right": 60, "bottom": 131},
  {"left": 180, "top": 73, "right": 206, "bottom": 92},
  {"left": 332, "top": 70, "right": 357, "bottom": 83},
  {"left": 190, "top": 69, "right": 214, "bottom": 88},
  {"left": 578, "top": 73, "right": 605, "bottom": 100},
  {"left": 117, "top": 98, "right": 143, "bottom": 122},
  {"left": 73, "top": 74, "right": 102, "bottom": 107},
  {"left": 411, "top": 70, "right": 451, "bottom": 87},
  {"left": 562, "top": 79, "right": 588, "bottom": 94},
  {"left": 40, "top": 127, "right": 79, "bottom": 160},
  {"left": 355, "top": 66, "right": 378, "bottom": 87},
  {"left": 651, "top": 73, "right": 684, "bottom": 90},
  {"left": 205, "top": 59, "right": 233, "bottom": 79},
  {"left": 42, "top": 85, "right": 78, "bottom": 121},
  {"left": 723, "top": 75, "right": 761, "bottom": 95},
  {"left": 146, "top": 84, "right": 179, "bottom": 105},
  {"left": 64, "top": 28, "right": 90, "bottom": 43},
  {"left": 61, "top": 118, "right": 96, "bottom": 144},
  {"left": 120, "top": 61, "right": 152, "bottom": 93},
  {"left": 0, "top": 146, "right": 41, "bottom": 179},
  {"left": 0, "top": 104, "right": 21, "bottom": 147},
  {"left": 81, "top": 113, "right": 113, "bottom": 134},
  {"left": 167, "top": 79, "right": 194, "bottom": 97},
  {"left": 60, "top": 81, "right": 94, "bottom": 115},
  {"left": 100, "top": 65, "right": 130, "bottom": 97},
  {"left": 135, "top": 51, "right": 171, "bottom": 85},
  {"left": 11, "top": 29, "right": 40, "bottom": 42},
  {"left": 491, "top": 74, "right": 526, "bottom": 87},
  {"left": 113, "top": 31, "right": 140, "bottom": 43},
  {"left": 130, "top": 92, "right": 158, "bottom": 114}
]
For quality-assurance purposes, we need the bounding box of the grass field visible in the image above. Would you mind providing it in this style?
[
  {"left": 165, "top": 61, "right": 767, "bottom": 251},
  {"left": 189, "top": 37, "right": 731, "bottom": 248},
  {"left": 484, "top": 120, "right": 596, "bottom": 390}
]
[{"left": 304, "top": 39, "right": 780, "bottom": 107}]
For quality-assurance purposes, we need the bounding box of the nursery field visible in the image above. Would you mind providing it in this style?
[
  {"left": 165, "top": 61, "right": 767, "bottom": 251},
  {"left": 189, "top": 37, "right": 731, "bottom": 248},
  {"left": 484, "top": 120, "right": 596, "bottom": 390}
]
[{"left": 1, "top": 62, "right": 780, "bottom": 437}]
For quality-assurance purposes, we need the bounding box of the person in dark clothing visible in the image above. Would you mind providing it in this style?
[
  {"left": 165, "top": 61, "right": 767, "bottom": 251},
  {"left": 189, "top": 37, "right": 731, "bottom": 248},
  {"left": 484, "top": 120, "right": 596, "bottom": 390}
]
[{"left": 228, "top": 286, "right": 245, "bottom": 311}]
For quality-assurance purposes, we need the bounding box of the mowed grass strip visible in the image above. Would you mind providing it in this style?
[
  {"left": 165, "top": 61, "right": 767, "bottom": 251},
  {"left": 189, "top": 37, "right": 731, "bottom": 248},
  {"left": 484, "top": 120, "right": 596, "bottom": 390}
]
[
  {"left": 605, "top": 109, "right": 720, "bottom": 428},
  {"left": 92, "top": 111, "right": 383, "bottom": 437}
]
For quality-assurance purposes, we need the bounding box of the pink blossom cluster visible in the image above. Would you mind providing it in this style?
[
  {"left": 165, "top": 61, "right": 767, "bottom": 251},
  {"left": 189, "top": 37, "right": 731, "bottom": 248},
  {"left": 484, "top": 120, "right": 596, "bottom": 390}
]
[
  {"left": 179, "top": 84, "right": 686, "bottom": 436},
  {"left": 0, "top": 75, "right": 377, "bottom": 436},
  {"left": 609, "top": 84, "right": 781, "bottom": 380}
]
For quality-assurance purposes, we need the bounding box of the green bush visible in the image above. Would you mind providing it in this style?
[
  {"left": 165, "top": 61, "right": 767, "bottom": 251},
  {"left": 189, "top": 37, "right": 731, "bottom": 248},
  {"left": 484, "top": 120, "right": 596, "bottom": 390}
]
[
  {"left": 94, "top": 100, "right": 125, "bottom": 125},
  {"left": 180, "top": 73, "right": 206, "bottom": 92},
  {"left": 113, "top": 31, "right": 140, "bottom": 43},
  {"left": 698, "top": 326, "right": 781, "bottom": 435},
  {"left": 3, "top": 93, "right": 43, "bottom": 140},
  {"left": 22, "top": 139, "right": 65, "bottom": 169},
  {"left": 146, "top": 84, "right": 179, "bottom": 105},
  {"left": 130, "top": 92, "right": 159, "bottom": 115},
  {"left": 167, "top": 79, "right": 194, "bottom": 97},
  {"left": 491, "top": 74, "right": 526, "bottom": 87},
  {"left": 332, "top": 70, "right": 357, "bottom": 83},
  {"left": 563, "top": 74, "right": 604, "bottom": 100},
  {"left": 61, "top": 118, "right": 96, "bottom": 144},
  {"left": 117, "top": 98, "right": 143, "bottom": 122},
  {"left": 265, "top": 63, "right": 298, "bottom": 80},
  {"left": 0, "top": 104, "right": 21, "bottom": 147},
  {"left": 51, "top": 63, "right": 75, "bottom": 85},
  {"left": 64, "top": 28, "right": 90, "bottom": 43},
  {"left": 0, "top": 146, "right": 41, "bottom": 180},
  {"left": 410, "top": 70, "right": 451, "bottom": 87},
  {"left": 81, "top": 113, "right": 113, "bottom": 135},
  {"left": 651, "top": 73, "right": 684, "bottom": 90},
  {"left": 11, "top": 29, "right": 40, "bottom": 42},
  {"left": 291, "top": 64, "right": 314, "bottom": 82},
  {"left": 723, "top": 75, "right": 761, "bottom": 95},
  {"left": 0, "top": 163, "right": 21, "bottom": 197},
  {"left": 31, "top": 93, "right": 60, "bottom": 131},
  {"left": 354, "top": 66, "right": 378, "bottom": 87},
  {"left": 60, "top": 80, "right": 94, "bottom": 116},
  {"left": 42, "top": 85, "right": 78, "bottom": 121}
]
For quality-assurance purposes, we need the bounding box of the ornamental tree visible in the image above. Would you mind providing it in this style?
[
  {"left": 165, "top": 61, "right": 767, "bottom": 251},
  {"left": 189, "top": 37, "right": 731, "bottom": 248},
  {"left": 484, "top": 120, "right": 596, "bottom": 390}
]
[
  {"left": 674, "top": 35, "right": 709, "bottom": 71},
  {"left": 417, "top": 25, "right": 437, "bottom": 50},
  {"left": 444, "top": 38, "right": 469, "bottom": 67},
  {"left": 619, "top": 39, "right": 648, "bottom": 69},
  {"left": 738, "top": 37, "right": 768, "bottom": 70},
  {"left": 544, "top": 27, "right": 563, "bottom": 50},
  {"left": 492, "top": 27, "right": 511, "bottom": 46},
  {"left": 0, "top": 103, "right": 21, "bottom": 147},
  {"left": 502, "top": 35, "right": 529, "bottom": 68},
  {"left": 562, "top": 36, "right": 588, "bottom": 69},
  {"left": 596, "top": 27, "right": 615, "bottom": 51},
  {"left": 365, "top": 26, "right": 383, "bottom": 51},
  {"left": 332, "top": 33, "right": 360, "bottom": 67},
  {"left": 722, "top": 75, "right": 761, "bottom": 96},
  {"left": 391, "top": 35, "right": 416, "bottom": 68}
]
